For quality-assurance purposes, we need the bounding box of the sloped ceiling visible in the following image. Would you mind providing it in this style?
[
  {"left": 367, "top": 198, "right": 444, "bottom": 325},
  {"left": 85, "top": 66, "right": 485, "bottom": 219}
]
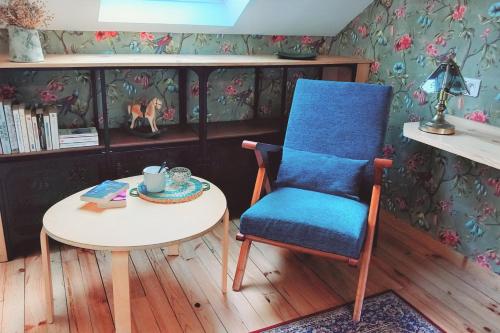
[{"left": 45, "top": 0, "right": 373, "bottom": 36}]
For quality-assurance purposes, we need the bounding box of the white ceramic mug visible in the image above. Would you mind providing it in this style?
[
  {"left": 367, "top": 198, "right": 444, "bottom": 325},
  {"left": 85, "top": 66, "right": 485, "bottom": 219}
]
[{"left": 143, "top": 166, "right": 167, "bottom": 193}]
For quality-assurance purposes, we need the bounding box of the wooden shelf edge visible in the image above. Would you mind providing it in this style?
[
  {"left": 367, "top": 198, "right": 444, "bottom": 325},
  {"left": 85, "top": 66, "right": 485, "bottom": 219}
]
[
  {"left": 403, "top": 116, "right": 500, "bottom": 170},
  {"left": 0, "top": 145, "right": 105, "bottom": 161}
]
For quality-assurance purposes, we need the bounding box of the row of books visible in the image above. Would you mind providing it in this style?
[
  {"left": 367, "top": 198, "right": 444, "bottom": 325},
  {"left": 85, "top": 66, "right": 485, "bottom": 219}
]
[{"left": 0, "top": 99, "right": 99, "bottom": 155}]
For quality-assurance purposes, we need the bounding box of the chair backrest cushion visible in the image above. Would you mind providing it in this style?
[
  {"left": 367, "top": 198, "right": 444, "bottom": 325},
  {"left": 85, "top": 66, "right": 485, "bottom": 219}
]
[
  {"left": 283, "top": 79, "right": 392, "bottom": 200},
  {"left": 275, "top": 147, "right": 368, "bottom": 200}
]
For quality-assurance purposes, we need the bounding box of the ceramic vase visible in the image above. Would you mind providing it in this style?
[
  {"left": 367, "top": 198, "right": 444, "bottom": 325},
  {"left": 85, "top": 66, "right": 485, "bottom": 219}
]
[{"left": 8, "top": 25, "right": 45, "bottom": 63}]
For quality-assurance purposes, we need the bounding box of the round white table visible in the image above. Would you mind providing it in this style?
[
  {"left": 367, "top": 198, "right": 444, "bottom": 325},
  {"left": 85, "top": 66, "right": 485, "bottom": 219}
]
[{"left": 40, "top": 175, "right": 229, "bottom": 333}]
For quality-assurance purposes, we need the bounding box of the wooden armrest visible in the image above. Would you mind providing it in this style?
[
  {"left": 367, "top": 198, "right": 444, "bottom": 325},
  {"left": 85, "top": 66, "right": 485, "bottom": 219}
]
[
  {"left": 373, "top": 158, "right": 393, "bottom": 185},
  {"left": 242, "top": 140, "right": 258, "bottom": 150}
]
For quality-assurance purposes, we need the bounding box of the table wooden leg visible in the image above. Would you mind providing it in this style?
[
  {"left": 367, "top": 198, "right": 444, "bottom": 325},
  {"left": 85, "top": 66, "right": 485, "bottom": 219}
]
[
  {"left": 222, "top": 208, "right": 229, "bottom": 293},
  {"left": 166, "top": 244, "right": 179, "bottom": 256},
  {"left": 112, "top": 251, "right": 131, "bottom": 333},
  {"left": 40, "top": 228, "right": 54, "bottom": 323}
]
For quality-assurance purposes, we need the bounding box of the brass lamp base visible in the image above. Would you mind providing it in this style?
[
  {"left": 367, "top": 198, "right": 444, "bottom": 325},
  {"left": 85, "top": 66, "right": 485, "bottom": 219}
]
[{"left": 419, "top": 119, "right": 455, "bottom": 135}]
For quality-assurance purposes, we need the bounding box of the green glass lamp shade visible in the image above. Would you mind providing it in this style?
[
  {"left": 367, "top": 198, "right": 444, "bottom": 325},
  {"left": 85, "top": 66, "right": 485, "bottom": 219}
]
[{"left": 419, "top": 59, "right": 469, "bottom": 135}]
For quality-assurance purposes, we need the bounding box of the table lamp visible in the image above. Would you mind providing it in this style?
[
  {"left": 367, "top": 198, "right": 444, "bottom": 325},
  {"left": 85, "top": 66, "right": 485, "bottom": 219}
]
[{"left": 420, "top": 59, "right": 469, "bottom": 135}]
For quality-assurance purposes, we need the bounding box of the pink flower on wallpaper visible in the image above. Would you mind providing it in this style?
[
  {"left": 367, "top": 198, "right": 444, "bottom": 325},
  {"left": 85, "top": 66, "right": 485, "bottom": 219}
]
[
  {"left": 439, "top": 229, "right": 460, "bottom": 247},
  {"left": 406, "top": 153, "right": 425, "bottom": 172},
  {"left": 394, "top": 5, "right": 406, "bottom": 19},
  {"left": 394, "top": 34, "right": 412, "bottom": 52},
  {"left": 157, "top": 34, "right": 172, "bottom": 47},
  {"left": 475, "top": 254, "right": 491, "bottom": 270},
  {"left": 0, "top": 84, "right": 16, "bottom": 99},
  {"left": 140, "top": 32, "right": 155, "bottom": 41},
  {"left": 47, "top": 80, "right": 64, "bottom": 92},
  {"left": 413, "top": 93, "right": 427, "bottom": 107},
  {"left": 271, "top": 35, "right": 286, "bottom": 44},
  {"left": 412, "top": 90, "right": 428, "bottom": 105},
  {"left": 382, "top": 144, "right": 395, "bottom": 158},
  {"left": 375, "top": 15, "right": 383, "bottom": 23},
  {"left": 394, "top": 197, "right": 407, "bottom": 210},
  {"left": 480, "top": 203, "right": 496, "bottom": 221},
  {"left": 425, "top": 43, "right": 438, "bottom": 57},
  {"left": 465, "top": 110, "right": 488, "bottom": 123},
  {"left": 95, "top": 31, "right": 118, "bottom": 41},
  {"left": 190, "top": 81, "right": 199, "bottom": 97},
  {"left": 487, "top": 178, "right": 500, "bottom": 196},
  {"left": 233, "top": 78, "right": 243, "bottom": 87},
  {"left": 434, "top": 35, "right": 446, "bottom": 46},
  {"left": 162, "top": 106, "right": 176, "bottom": 121},
  {"left": 133, "top": 74, "right": 151, "bottom": 89},
  {"left": 40, "top": 90, "right": 57, "bottom": 103},
  {"left": 438, "top": 199, "right": 453, "bottom": 214},
  {"left": 220, "top": 42, "right": 233, "bottom": 54},
  {"left": 224, "top": 85, "right": 238, "bottom": 96},
  {"left": 357, "top": 25, "right": 368, "bottom": 38},
  {"left": 301, "top": 36, "right": 314, "bottom": 45},
  {"left": 481, "top": 28, "right": 492, "bottom": 40},
  {"left": 370, "top": 61, "right": 380, "bottom": 74},
  {"left": 452, "top": 5, "right": 467, "bottom": 21}
]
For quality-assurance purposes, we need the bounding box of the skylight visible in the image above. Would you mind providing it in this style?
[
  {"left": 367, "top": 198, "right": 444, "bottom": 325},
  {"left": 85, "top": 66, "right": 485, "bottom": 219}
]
[{"left": 99, "top": 0, "right": 251, "bottom": 27}]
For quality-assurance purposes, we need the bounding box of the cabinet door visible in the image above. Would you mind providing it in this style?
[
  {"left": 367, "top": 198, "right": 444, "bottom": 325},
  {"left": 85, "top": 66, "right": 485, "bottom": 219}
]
[
  {"left": 109, "top": 145, "right": 199, "bottom": 180},
  {"left": 0, "top": 153, "right": 106, "bottom": 258}
]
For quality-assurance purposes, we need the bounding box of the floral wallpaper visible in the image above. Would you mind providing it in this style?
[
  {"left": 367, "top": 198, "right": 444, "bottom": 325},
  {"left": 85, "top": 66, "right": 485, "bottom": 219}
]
[
  {"left": 0, "top": 1, "right": 498, "bottom": 274},
  {"left": 332, "top": 0, "right": 500, "bottom": 273}
]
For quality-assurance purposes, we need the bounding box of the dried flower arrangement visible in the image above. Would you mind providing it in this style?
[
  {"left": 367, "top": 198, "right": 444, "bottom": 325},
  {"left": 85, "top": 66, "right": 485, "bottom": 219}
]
[{"left": 0, "top": 0, "right": 53, "bottom": 30}]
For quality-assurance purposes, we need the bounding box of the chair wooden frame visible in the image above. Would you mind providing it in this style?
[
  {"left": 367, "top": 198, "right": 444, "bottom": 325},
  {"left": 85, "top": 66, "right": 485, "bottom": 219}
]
[{"left": 233, "top": 140, "right": 392, "bottom": 322}]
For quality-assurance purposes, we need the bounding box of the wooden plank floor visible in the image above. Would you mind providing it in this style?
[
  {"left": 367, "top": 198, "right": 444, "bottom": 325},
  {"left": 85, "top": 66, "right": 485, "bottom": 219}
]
[{"left": 1, "top": 215, "right": 499, "bottom": 333}]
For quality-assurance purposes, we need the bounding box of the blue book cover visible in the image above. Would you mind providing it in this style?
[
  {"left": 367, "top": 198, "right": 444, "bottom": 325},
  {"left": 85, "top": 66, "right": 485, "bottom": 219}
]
[
  {"left": 0, "top": 100, "right": 12, "bottom": 154},
  {"left": 80, "top": 180, "right": 129, "bottom": 203}
]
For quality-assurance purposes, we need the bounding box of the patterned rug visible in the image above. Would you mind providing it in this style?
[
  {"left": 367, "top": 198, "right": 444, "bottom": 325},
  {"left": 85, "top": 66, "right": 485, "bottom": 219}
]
[{"left": 252, "top": 291, "right": 444, "bottom": 333}]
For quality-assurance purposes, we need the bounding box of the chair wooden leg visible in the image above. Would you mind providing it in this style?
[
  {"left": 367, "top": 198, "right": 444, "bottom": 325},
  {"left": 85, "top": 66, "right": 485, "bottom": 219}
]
[
  {"left": 232, "top": 239, "right": 252, "bottom": 291},
  {"left": 353, "top": 251, "right": 371, "bottom": 321}
]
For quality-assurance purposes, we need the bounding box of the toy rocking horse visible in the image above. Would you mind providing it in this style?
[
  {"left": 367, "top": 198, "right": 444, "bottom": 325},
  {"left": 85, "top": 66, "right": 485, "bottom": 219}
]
[{"left": 127, "top": 97, "right": 162, "bottom": 133}]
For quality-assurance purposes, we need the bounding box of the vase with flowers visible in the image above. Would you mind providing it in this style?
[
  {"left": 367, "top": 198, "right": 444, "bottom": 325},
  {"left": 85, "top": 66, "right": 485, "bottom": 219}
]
[{"left": 0, "top": 0, "right": 52, "bottom": 62}]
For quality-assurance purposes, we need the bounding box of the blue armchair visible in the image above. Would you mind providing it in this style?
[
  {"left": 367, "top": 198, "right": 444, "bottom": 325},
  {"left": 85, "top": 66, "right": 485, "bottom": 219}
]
[{"left": 232, "top": 79, "right": 393, "bottom": 321}]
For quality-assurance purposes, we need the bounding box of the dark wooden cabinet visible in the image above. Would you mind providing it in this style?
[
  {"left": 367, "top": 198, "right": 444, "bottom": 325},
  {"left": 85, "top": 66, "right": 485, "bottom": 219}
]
[{"left": 0, "top": 152, "right": 106, "bottom": 256}]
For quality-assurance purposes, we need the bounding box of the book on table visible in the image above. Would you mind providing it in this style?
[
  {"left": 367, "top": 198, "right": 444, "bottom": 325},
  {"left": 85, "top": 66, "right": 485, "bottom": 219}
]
[
  {"left": 80, "top": 180, "right": 129, "bottom": 204},
  {"left": 97, "top": 190, "right": 127, "bottom": 208}
]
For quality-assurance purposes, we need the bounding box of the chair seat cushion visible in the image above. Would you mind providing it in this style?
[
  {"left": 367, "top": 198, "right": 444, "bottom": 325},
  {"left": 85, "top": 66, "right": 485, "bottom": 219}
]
[{"left": 240, "top": 187, "right": 369, "bottom": 259}]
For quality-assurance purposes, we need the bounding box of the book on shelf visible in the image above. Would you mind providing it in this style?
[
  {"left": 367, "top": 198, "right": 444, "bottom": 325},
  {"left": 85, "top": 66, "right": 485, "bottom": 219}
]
[
  {"left": 31, "top": 108, "right": 41, "bottom": 152},
  {"left": 18, "top": 104, "right": 31, "bottom": 153},
  {"left": 3, "top": 100, "right": 19, "bottom": 153},
  {"left": 58, "top": 127, "right": 99, "bottom": 148},
  {"left": 42, "top": 108, "right": 53, "bottom": 151},
  {"left": 12, "top": 104, "right": 25, "bottom": 153},
  {"left": 96, "top": 190, "right": 127, "bottom": 208},
  {"left": 35, "top": 108, "right": 47, "bottom": 150},
  {"left": 81, "top": 180, "right": 129, "bottom": 204},
  {"left": 48, "top": 106, "right": 60, "bottom": 150},
  {"left": 24, "top": 108, "right": 36, "bottom": 152},
  {"left": 0, "top": 100, "right": 12, "bottom": 154}
]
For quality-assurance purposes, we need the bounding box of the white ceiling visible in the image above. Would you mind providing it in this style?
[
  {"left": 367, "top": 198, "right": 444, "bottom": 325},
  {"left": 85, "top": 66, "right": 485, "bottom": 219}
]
[{"left": 44, "top": 0, "right": 372, "bottom": 36}]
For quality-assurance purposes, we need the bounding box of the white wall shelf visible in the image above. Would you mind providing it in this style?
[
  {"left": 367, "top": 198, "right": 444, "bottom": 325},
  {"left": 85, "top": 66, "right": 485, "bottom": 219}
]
[{"left": 403, "top": 115, "right": 500, "bottom": 170}]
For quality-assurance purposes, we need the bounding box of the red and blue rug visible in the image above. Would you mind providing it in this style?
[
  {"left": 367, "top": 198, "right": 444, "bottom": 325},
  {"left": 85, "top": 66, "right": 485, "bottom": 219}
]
[{"left": 252, "top": 291, "right": 444, "bottom": 333}]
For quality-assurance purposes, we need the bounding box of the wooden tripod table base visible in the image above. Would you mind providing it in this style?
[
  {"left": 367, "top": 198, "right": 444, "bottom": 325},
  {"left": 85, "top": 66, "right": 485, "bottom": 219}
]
[{"left": 40, "top": 176, "right": 229, "bottom": 333}]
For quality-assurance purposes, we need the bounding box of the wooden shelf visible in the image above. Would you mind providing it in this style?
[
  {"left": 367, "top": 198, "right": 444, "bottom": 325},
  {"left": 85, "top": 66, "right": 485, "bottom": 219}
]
[
  {"left": 109, "top": 125, "right": 199, "bottom": 149},
  {"left": 207, "top": 119, "right": 281, "bottom": 140},
  {"left": 0, "top": 54, "right": 371, "bottom": 69},
  {"left": 0, "top": 144, "right": 105, "bottom": 161},
  {"left": 403, "top": 115, "right": 500, "bottom": 170}
]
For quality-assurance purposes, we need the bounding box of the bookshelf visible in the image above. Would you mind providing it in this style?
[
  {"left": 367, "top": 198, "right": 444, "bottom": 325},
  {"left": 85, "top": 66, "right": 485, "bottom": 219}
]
[{"left": 0, "top": 54, "right": 371, "bottom": 260}]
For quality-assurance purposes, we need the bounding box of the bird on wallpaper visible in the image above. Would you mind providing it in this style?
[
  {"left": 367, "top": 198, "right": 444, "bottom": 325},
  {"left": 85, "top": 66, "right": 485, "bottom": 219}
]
[
  {"left": 56, "top": 90, "right": 79, "bottom": 115},
  {"left": 435, "top": 48, "right": 457, "bottom": 63}
]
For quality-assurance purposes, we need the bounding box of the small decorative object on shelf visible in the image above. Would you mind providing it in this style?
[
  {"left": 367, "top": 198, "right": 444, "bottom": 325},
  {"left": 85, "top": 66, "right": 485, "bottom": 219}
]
[
  {"left": 127, "top": 97, "right": 165, "bottom": 138},
  {"left": 419, "top": 59, "right": 469, "bottom": 135},
  {"left": 0, "top": 0, "right": 53, "bottom": 63}
]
